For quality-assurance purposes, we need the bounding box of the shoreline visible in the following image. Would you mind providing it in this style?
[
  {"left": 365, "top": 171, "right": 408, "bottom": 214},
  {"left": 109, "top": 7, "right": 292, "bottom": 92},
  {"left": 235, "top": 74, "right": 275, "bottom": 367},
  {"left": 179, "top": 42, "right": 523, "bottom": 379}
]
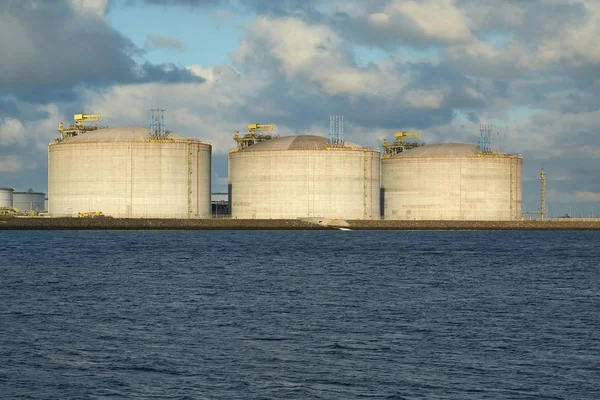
[{"left": 2, "top": 217, "right": 600, "bottom": 230}]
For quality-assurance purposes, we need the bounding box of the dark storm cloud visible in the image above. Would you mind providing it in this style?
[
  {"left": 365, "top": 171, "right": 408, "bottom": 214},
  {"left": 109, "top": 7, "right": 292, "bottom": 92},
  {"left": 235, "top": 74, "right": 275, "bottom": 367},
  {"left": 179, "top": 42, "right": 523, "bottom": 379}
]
[
  {"left": 135, "top": 62, "right": 204, "bottom": 83},
  {"left": 234, "top": 63, "right": 477, "bottom": 136},
  {"left": 0, "top": 0, "right": 203, "bottom": 102}
]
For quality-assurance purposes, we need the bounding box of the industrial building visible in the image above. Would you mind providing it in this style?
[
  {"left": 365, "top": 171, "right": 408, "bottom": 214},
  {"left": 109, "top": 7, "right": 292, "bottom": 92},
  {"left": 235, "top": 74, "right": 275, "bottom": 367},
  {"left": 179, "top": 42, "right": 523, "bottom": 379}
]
[
  {"left": 228, "top": 120, "right": 380, "bottom": 220},
  {"left": 13, "top": 189, "right": 46, "bottom": 212},
  {"left": 1, "top": 187, "right": 47, "bottom": 215},
  {"left": 48, "top": 112, "right": 211, "bottom": 218},
  {"left": 211, "top": 193, "right": 230, "bottom": 216},
  {"left": 382, "top": 142, "right": 523, "bottom": 221},
  {"left": 40, "top": 112, "right": 530, "bottom": 221}
]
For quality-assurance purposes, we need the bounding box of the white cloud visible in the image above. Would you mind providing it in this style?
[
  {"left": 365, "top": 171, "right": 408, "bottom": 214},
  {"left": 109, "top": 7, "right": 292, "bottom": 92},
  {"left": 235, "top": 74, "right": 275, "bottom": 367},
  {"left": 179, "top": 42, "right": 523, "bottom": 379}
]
[
  {"left": 232, "top": 17, "right": 395, "bottom": 97},
  {"left": 68, "top": 0, "right": 110, "bottom": 17},
  {"left": 353, "top": 0, "right": 473, "bottom": 48},
  {"left": 547, "top": 188, "right": 575, "bottom": 204},
  {"left": 443, "top": 39, "right": 529, "bottom": 79},
  {"left": 386, "top": 0, "right": 472, "bottom": 43},
  {"left": 575, "top": 191, "right": 600, "bottom": 202},
  {"left": 0, "top": 156, "right": 23, "bottom": 173},
  {"left": 0, "top": 118, "right": 26, "bottom": 147},
  {"left": 443, "top": 0, "right": 600, "bottom": 74},
  {"left": 548, "top": 189, "right": 600, "bottom": 205},
  {"left": 145, "top": 33, "right": 185, "bottom": 52},
  {"left": 403, "top": 87, "right": 450, "bottom": 109},
  {"left": 186, "top": 65, "right": 216, "bottom": 83},
  {"left": 534, "top": 1, "right": 600, "bottom": 68},
  {"left": 81, "top": 77, "right": 252, "bottom": 154}
]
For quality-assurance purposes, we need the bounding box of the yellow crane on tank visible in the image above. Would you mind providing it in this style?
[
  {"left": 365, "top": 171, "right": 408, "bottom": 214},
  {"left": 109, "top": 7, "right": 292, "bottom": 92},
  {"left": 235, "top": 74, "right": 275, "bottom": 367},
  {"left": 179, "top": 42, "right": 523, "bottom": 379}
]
[
  {"left": 248, "top": 123, "right": 276, "bottom": 134},
  {"left": 58, "top": 113, "right": 102, "bottom": 140},
  {"left": 394, "top": 131, "right": 421, "bottom": 140},
  {"left": 382, "top": 131, "right": 423, "bottom": 157},
  {"left": 234, "top": 123, "right": 277, "bottom": 149},
  {"left": 74, "top": 113, "right": 102, "bottom": 128}
]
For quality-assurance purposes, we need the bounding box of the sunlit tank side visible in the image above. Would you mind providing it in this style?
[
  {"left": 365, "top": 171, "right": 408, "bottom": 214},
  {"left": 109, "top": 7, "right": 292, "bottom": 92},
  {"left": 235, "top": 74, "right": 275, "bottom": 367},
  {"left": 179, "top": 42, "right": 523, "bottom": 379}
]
[
  {"left": 0, "top": 188, "right": 14, "bottom": 208},
  {"left": 382, "top": 143, "right": 523, "bottom": 221},
  {"left": 48, "top": 126, "right": 211, "bottom": 218},
  {"left": 228, "top": 135, "right": 380, "bottom": 220}
]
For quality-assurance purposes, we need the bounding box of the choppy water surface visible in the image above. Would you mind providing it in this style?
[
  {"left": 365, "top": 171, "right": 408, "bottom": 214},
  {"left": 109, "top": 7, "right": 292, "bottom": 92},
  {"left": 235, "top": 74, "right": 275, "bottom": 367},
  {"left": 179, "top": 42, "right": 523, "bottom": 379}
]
[{"left": 1, "top": 230, "right": 599, "bottom": 399}]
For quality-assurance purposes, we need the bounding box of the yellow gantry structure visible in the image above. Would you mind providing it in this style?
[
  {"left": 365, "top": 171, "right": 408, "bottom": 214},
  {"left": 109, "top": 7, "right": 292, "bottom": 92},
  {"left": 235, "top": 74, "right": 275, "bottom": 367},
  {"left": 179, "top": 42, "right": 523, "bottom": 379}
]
[
  {"left": 234, "top": 123, "right": 278, "bottom": 149},
  {"left": 248, "top": 123, "right": 276, "bottom": 134},
  {"left": 74, "top": 113, "right": 101, "bottom": 128},
  {"left": 394, "top": 131, "right": 421, "bottom": 140},
  {"left": 383, "top": 131, "right": 423, "bottom": 157},
  {"left": 58, "top": 113, "right": 102, "bottom": 140}
]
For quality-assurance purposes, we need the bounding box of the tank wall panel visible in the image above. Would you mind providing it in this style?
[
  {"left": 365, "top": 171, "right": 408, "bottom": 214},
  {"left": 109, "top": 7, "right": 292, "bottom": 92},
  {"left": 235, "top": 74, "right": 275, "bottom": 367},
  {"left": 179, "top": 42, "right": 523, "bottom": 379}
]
[
  {"left": 382, "top": 156, "right": 523, "bottom": 221},
  {"left": 49, "top": 141, "right": 211, "bottom": 218},
  {"left": 229, "top": 150, "right": 380, "bottom": 220}
]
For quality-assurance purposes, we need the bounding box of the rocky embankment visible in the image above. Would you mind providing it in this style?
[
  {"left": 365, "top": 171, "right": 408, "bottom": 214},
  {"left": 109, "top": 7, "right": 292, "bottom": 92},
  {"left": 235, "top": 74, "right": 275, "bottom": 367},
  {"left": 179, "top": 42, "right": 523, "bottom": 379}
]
[
  {"left": 0, "top": 217, "right": 322, "bottom": 230},
  {"left": 347, "top": 219, "right": 600, "bottom": 230},
  {"left": 1, "top": 217, "right": 600, "bottom": 230}
]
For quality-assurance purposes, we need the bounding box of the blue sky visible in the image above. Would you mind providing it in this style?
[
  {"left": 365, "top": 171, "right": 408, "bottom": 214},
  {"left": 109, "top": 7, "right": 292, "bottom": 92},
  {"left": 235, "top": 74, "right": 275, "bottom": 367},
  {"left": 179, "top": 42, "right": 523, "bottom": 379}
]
[
  {"left": 107, "top": 2, "right": 249, "bottom": 67},
  {"left": 1, "top": 0, "right": 600, "bottom": 216}
]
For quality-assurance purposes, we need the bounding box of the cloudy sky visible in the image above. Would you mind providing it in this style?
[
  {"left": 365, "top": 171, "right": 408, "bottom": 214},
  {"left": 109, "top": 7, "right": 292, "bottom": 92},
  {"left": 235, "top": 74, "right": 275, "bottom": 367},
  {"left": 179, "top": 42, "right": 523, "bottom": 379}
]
[{"left": 1, "top": 0, "right": 599, "bottom": 217}]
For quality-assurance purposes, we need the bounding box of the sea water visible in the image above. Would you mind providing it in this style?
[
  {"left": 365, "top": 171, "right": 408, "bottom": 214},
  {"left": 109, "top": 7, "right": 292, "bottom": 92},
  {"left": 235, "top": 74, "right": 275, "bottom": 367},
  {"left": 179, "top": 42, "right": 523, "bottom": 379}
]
[{"left": 1, "top": 230, "right": 599, "bottom": 399}]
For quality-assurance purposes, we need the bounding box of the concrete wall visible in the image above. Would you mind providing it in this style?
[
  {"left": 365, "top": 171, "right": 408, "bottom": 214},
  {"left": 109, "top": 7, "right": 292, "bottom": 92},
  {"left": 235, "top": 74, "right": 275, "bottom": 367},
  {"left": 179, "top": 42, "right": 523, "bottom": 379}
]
[
  {"left": 49, "top": 140, "right": 211, "bottom": 218},
  {"left": 229, "top": 149, "right": 380, "bottom": 219},
  {"left": 0, "top": 188, "right": 14, "bottom": 208},
  {"left": 382, "top": 155, "right": 523, "bottom": 221}
]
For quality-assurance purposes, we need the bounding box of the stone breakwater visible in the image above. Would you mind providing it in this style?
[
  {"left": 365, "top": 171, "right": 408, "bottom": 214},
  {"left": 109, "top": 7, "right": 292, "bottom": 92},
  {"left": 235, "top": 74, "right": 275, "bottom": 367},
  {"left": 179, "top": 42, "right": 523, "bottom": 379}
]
[
  {"left": 0, "top": 218, "right": 322, "bottom": 230},
  {"left": 347, "top": 220, "right": 600, "bottom": 230},
  {"left": 1, "top": 217, "right": 600, "bottom": 230}
]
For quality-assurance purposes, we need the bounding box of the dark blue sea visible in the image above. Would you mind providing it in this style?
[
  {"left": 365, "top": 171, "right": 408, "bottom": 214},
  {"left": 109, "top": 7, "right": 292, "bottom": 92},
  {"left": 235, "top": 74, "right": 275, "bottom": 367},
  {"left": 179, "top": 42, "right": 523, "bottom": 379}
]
[{"left": 1, "top": 230, "right": 599, "bottom": 399}]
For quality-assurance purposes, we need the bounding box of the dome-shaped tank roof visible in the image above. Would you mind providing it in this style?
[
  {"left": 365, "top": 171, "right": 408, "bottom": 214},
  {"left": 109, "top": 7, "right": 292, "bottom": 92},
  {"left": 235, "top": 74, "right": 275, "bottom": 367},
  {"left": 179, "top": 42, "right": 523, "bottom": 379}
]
[
  {"left": 391, "top": 143, "right": 478, "bottom": 158},
  {"left": 52, "top": 126, "right": 190, "bottom": 144},
  {"left": 237, "top": 135, "right": 363, "bottom": 152}
]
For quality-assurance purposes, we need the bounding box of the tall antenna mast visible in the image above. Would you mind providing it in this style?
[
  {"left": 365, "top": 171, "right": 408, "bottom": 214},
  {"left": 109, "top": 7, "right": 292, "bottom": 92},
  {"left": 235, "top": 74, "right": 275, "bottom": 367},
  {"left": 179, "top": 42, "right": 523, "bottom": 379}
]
[
  {"left": 540, "top": 168, "right": 546, "bottom": 220},
  {"left": 328, "top": 115, "right": 344, "bottom": 147},
  {"left": 149, "top": 108, "right": 167, "bottom": 138},
  {"left": 477, "top": 124, "right": 492, "bottom": 153}
]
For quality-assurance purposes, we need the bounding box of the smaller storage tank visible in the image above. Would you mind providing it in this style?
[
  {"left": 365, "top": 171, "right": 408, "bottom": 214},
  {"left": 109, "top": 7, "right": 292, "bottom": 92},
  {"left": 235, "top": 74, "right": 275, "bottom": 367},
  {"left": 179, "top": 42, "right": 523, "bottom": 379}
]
[
  {"left": 0, "top": 188, "right": 14, "bottom": 208},
  {"left": 14, "top": 189, "right": 46, "bottom": 212}
]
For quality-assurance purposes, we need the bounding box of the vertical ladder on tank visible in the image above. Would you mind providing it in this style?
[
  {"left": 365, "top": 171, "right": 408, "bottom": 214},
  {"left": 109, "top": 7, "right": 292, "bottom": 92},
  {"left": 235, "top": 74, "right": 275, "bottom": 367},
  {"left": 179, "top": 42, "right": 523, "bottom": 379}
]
[
  {"left": 363, "top": 153, "right": 368, "bottom": 219},
  {"left": 188, "top": 142, "right": 193, "bottom": 218},
  {"left": 509, "top": 161, "right": 514, "bottom": 219}
]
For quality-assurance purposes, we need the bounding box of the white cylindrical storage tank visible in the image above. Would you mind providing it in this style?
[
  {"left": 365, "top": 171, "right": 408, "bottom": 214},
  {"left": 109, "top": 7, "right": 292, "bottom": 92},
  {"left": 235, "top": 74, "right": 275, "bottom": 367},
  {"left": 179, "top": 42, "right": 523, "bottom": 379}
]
[
  {"left": 0, "top": 188, "right": 14, "bottom": 208},
  {"left": 48, "top": 127, "right": 212, "bottom": 218},
  {"left": 382, "top": 143, "right": 523, "bottom": 221},
  {"left": 229, "top": 135, "right": 380, "bottom": 220},
  {"left": 13, "top": 189, "right": 45, "bottom": 211}
]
